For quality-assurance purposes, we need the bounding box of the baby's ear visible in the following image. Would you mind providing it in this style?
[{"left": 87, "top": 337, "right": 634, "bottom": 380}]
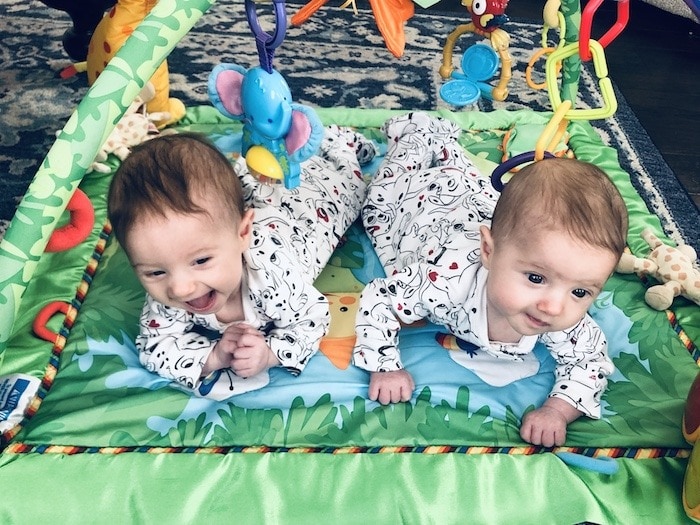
[
  {"left": 238, "top": 209, "right": 255, "bottom": 246},
  {"left": 479, "top": 225, "right": 494, "bottom": 268}
]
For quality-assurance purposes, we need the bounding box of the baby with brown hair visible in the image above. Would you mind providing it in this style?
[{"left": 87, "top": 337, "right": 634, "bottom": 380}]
[
  {"left": 109, "top": 128, "right": 375, "bottom": 399},
  {"left": 353, "top": 112, "right": 628, "bottom": 446}
]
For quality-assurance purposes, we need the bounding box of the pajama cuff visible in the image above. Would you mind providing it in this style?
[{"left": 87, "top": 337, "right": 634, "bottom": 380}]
[{"left": 352, "top": 339, "right": 404, "bottom": 373}]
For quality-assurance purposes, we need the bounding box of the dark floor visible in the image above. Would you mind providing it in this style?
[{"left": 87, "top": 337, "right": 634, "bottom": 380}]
[{"left": 433, "top": 0, "right": 700, "bottom": 211}]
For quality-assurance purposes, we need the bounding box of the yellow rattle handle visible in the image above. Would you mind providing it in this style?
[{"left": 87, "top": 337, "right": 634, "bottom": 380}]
[
  {"left": 542, "top": 0, "right": 561, "bottom": 28},
  {"left": 246, "top": 145, "right": 284, "bottom": 185},
  {"left": 535, "top": 99, "right": 571, "bottom": 161}
]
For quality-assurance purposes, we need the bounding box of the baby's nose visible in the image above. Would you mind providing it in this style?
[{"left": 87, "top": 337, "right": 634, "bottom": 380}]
[
  {"left": 168, "top": 276, "right": 195, "bottom": 300},
  {"left": 537, "top": 294, "right": 565, "bottom": 316}
]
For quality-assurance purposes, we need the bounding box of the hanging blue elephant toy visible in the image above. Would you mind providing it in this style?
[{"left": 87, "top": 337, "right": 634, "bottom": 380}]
[{"left": 208, "top": 0, "right": 323, "bottom": 189}]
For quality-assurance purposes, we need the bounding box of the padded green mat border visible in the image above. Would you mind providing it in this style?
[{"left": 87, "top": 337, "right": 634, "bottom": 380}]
[{"left": 0, "top": 450, "right": 693, "bottom": 523}]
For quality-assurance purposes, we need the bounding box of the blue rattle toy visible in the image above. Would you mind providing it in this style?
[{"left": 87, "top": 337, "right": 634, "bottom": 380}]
[
  {"left": 208, "top": 0, "right": 323, "bottom": 189},
  {"left": 440, "top": 43, "right": 500, "bottom": 108}
]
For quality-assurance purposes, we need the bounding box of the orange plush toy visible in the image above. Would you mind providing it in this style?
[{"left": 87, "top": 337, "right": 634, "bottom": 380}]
[{"left": 86, "top": 0, "right": 186, "bottom": 127}]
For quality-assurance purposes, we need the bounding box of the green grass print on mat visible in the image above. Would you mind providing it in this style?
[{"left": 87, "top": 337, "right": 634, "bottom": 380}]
[{"left": 6, "top": 110, "right": 696, "bottom": 455}]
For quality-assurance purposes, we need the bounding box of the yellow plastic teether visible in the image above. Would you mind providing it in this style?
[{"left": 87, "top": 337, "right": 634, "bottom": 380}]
[{"left": 246, "top": 145, "right": 284, "bottom": 184}]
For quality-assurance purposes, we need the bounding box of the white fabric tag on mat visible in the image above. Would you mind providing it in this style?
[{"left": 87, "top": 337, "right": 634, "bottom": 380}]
[{"left": 0, "top": 374, "right": 40, "bottom": 433}]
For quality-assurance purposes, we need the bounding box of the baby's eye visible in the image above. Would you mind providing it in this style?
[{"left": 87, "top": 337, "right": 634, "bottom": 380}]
[
  {"left": 194, "top": 257, "right": 211, "bottom": 266},
  {"left": 572, "top": 288, "right": 589, "bottom": 299},
  {"left": 527, "top": 273, "right": 544, "bottom": 284},
  {"left": 145, "top": 269, "right": 165, "bottom": 278}
]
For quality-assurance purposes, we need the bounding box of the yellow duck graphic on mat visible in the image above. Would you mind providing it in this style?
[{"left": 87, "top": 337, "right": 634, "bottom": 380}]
[
  {"left": 320, "top": 293, "right": 360, "bottom": 370},
  {"left": 320, "top": 292, "right": 427, "bottom": 369}
]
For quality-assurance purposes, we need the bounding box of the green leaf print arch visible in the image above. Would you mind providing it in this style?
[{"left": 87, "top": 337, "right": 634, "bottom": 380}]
[{"left": 0, "top": 0, "right": 217, "bottom": 361}]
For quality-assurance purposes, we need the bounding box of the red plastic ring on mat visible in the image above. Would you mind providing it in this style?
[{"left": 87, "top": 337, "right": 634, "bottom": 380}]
[
  {"left": 33, "top": 301, "right": 71, "bottom": 343},
  {"left": 46, "top": 189, "right": 95, "bottom": 252},
  {"left": 490, "top": 151, "right": 555, "bottom": 192}
]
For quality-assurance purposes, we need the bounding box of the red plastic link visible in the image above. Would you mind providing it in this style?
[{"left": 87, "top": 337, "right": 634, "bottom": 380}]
[
  {"left": 33, "top": 301, "right": 70, "bottom": 343},
  {"left": 579, "top": 0, "right": 630, "bottom": 61}
]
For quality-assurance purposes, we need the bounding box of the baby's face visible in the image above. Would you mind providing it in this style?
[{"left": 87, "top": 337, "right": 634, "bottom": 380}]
[
  {"left": 481, "top": 228, "right": 618, "bottom": 343},
  {"left": 125, "top": 206, "right": 252, "bottom": 318}
]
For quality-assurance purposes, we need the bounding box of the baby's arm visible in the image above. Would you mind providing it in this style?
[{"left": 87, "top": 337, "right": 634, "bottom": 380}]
[
  {"left": 136, "top": 297, "right": 215, "bottom": 389},
  {"left": 523, "top": 315, "right": 615, "bottom": 445},
  {"left": 520, "top": 397, "right": 582, "bottom": 446},
  {"left": 263, "top": 280, "right": 331, "bottom": 375},
  {"left": 544, "top": 315, "right": 615, "bottom": 417},
  {"left": 354, "top": 263, "right": 454, "bottom": 403}
]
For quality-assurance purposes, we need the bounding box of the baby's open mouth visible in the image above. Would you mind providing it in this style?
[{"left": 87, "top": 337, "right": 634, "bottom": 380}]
[{"left": 186, "top": 291, "right": 216, "bottom": 312}]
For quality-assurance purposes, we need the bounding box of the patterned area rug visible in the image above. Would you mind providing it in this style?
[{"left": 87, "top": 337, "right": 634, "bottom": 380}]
[{"left": 1, "top": 0, "right": 698, "bottom": 252}]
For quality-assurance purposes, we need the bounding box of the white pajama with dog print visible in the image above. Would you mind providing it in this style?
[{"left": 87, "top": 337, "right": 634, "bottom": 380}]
[
  {"left": 137, "top": 126, "right": 374, "bottom": 398},
  {"left": 353, "top": 112, "right": 613, "bottom": 418}
]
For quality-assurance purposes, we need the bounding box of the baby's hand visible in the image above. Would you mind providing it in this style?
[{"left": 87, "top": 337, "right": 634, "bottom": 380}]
[
  {"left": 201, "top": 329, "right": 239, "bottom": 377},
  {"left": 225, "top": 323, "right": 279, "bottom": 378},
  {"left": 520, "top": 398, "right": 582, "bottom": 447},
  {"left": 369, "top": 370, "right": 415, "bottom": 405}
]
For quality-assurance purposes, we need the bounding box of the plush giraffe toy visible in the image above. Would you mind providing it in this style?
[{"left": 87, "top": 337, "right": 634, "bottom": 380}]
[
  {"left": 87, "top": 83, "right": 168, "bottom": 173},
  {"left": 86, "top": 0, "right": 185, "bottom": 128},
  {"left": 616, "top": 228, "right": 700, "bottom": 311}
]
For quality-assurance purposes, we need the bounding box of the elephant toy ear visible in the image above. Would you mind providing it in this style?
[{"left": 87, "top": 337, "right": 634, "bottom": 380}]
[
  {"left": 286, "top": 104, "right": 324, "bottom": 162},
  {"left": 208, "top": 63, "right": 249, "bottom": 120}
]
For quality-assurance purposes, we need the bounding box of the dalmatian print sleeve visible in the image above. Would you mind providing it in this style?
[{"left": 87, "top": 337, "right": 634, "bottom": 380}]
[
  {"left": 353, "top": 279, "right": 404, "bottom": 372},
  {"left": 264, "top": 283, "right": 331, "bottom": 375},
  {"left": 244, "top": 245, "right": 332, "bottom": 376},
  {"left": 540, "top": 314, "right": 615, "bottom": 418},
  {"left": 136, "top": 295, "right": 217, "bottom": 390},
  {"left": 353, "top": 262, "right": 457, "bottom": 372}
]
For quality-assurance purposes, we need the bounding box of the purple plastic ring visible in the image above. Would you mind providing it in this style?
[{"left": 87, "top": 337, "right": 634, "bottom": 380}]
[
  {"left": 490, "top": 151, "right": 556, "bottom": 191},
  {"left": 245, "top": 0, "right": 287, "bottom": 71}
]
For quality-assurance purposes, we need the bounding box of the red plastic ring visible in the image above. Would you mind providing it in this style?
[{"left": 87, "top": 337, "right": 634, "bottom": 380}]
[
  {"left": 33, "top": 301, "right": 70, "bottom": 343},
  {"left": 579, "top": 0, "right": 629, "bottom": 61},
  {"left": 46, "top": 189, "right": 95, "bottom": 252}
]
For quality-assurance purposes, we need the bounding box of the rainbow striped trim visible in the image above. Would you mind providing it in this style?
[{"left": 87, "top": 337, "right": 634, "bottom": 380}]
[
  {"left": 666, "top": 310, "right": 700, "bottom": 365},
  {"left": 0, "top": 223, "right": 111, "bottom": 448},
  {"left": 3, "top": 442, "right": 691, "bottom": 459}
]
